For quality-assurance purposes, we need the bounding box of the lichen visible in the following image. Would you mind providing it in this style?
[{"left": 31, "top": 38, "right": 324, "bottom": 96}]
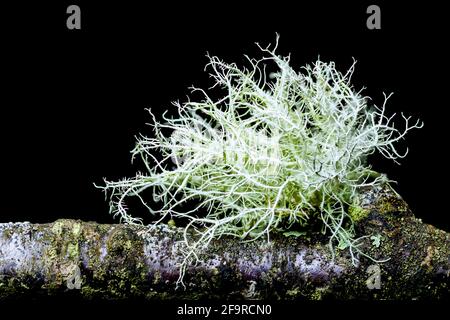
[{"left": 97, "top": 36, "right": 424, "bottom": 288}]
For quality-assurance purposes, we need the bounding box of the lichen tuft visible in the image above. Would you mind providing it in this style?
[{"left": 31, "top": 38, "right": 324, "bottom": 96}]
[{"left": 97, "top": 36, "right": 422, "bottom": 287}]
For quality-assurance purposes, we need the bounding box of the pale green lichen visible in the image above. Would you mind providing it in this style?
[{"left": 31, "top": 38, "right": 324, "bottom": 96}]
[
  {"left": 370, "top": 234, "right": 382, "bottom": 248},
  {"left": 97, "top": 36, "right": 422, "bottom": 287}
]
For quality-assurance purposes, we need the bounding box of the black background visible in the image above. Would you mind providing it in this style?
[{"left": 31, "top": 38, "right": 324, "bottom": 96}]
[{"left": 0, "top": 0, "right": 448, "bottom": 314}]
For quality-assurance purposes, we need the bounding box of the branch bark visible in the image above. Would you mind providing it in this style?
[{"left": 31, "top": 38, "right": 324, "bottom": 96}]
[{"left": 0, "top": 185, "right": 449, "bottom": 300}]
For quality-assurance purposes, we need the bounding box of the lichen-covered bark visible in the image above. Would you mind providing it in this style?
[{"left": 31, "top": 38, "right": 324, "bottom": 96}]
[{"left": 0, "top": 185, "right": 449, "bottom": 300}]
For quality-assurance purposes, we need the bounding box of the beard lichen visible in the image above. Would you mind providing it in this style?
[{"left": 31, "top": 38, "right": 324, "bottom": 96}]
[{"left": 97, "top": 36, "right": 422, "bottom": 288}]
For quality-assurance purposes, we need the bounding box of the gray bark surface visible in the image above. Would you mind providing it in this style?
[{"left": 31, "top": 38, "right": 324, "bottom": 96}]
[{"left": 0, "top": 185, "right": 449, "bottom": 300}]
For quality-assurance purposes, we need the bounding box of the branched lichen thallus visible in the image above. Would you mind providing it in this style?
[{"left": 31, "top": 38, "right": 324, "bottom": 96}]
[{"left": 96, "top": 36, "right": 423, "bottom": 288}]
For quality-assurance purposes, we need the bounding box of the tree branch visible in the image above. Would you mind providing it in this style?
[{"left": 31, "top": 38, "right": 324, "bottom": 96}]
[{"left": 0, "top": 185, "right": 448, "bottom": 300}]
